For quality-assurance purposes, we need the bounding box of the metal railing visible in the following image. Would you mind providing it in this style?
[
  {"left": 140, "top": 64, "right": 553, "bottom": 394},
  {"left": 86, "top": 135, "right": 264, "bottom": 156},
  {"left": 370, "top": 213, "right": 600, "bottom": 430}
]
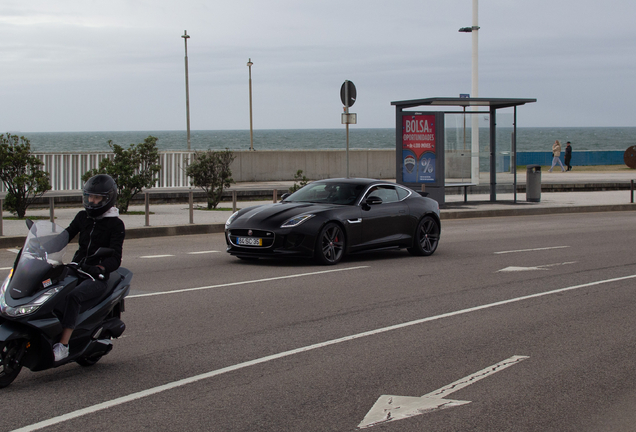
[
  {"left": 0, "top": 151, "right": 192, "bottom": 192},
  {"left": 0, "top": 188, "right": 282, "bottom": 236}
]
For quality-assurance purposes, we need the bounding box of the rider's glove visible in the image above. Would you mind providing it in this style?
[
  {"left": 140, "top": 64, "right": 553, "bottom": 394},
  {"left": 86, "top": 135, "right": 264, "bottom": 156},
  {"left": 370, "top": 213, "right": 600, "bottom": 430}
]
[{"left": 82, "top": 264, "right": 107, "bottom": 280}]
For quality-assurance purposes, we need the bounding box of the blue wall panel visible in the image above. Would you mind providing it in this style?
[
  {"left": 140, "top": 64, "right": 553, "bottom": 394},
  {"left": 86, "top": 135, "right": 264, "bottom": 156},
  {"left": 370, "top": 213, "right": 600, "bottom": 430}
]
[{"left": 517, "top": 151, "right": 625, "bottom": 166}]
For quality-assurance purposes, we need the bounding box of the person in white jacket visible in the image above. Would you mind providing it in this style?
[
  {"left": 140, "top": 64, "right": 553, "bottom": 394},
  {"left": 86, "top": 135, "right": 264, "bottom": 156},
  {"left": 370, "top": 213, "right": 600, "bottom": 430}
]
[{"left": 549, "top": 140, "right": 566, "bottom": 172}]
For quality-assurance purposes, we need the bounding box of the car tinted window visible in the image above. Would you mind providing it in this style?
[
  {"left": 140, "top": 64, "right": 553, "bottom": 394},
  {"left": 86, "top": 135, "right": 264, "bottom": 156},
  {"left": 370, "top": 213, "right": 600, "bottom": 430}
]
[
  {"left": 365, "top": 185, "right": 399, "bottom": 203},
  {"left": 396, "top": 186, "right": 411, "bottom": 200},
  {"left": 286, "top": 182, "right": 363, "bottom": 205}
]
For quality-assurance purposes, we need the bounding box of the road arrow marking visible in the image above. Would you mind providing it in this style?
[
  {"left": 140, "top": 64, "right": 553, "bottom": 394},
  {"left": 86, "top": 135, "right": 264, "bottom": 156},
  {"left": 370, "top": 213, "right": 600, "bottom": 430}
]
[
  {"left": 498, "top": 261, "right": 576, "bottom": 272},
  {"left": 358, "top": 355, "right": 529, "bottom": 429}
]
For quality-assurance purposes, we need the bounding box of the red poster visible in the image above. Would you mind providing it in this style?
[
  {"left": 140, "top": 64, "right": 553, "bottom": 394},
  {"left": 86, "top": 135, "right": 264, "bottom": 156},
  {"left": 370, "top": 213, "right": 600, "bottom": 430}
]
[
  {"left": 402, "top": 114, "right": 436, "bottom": 183},
  {"left": 402, "top": 115, "right": 436, "bottom": 159}
]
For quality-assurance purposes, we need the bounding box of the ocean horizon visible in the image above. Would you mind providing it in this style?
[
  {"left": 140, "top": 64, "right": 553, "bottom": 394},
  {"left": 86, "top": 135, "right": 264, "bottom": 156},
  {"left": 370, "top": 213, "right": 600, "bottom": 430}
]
[{"left": 7, "top": 127, "right": 636, "bottom": 154}]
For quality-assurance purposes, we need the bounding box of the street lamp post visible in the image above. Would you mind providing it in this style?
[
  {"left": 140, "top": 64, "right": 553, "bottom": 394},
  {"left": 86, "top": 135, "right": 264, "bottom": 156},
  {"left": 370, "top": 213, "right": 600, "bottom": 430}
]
[
  {"left": 182, "top": 30, "right": 191, "bottom": 151},
  {"left": 459, "top": 0, "right": 479, "bottom": 184},
  {"left": 247, "top": 58, "right": 254, "bottom": 151}
]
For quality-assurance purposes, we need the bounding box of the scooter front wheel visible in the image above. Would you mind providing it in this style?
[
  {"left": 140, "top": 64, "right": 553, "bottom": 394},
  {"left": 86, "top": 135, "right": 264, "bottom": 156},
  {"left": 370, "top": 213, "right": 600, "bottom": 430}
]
[{"left": 0, "top": 340, "right": 25, "bottom": 389}]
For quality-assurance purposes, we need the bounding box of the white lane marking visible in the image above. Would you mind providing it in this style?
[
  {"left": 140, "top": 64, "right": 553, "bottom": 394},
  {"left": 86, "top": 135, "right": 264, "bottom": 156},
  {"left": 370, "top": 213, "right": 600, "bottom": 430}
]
[
  {"left": 187, "top": 250, "right": 219, "bottom": 255},
  {"left": 139, "top": 255, "right": 175, "bottom": 259},
  {"left": 498, "top": 262, "right": 577, "bottom": 272},
  {"left": 13, "top": 273, "right": 636, "bottom": 432},
  {"left": 495, "top": 246, "right": 570, "bottom": 255},
  {"left": 127, "top": 266, "right": 370, "bottom": 299},
  {"left": 358, "top": 355, "right": 529, "bottom": 428},
  {"left": 0, "top": 267, "right": 11, "bottom": 271},
  {"left": 7, "top": 249, "right": 20, "bottom": 254}
]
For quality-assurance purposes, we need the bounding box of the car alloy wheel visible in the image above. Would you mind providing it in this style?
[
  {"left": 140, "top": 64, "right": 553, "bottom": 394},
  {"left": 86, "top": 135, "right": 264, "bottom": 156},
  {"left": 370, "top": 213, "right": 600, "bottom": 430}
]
[
  {"left": 408, "top": 215, "right": 440, "bottom": 256},
  {"left": 316, "top": 223, "right": 345, "bottom": 265}
]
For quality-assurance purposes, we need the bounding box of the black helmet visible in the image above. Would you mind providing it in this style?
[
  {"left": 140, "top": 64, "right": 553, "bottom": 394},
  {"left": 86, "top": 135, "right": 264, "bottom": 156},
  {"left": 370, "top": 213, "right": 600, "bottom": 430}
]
[{"left": 82, "top": 174, "right": 118, "bottom": 218}]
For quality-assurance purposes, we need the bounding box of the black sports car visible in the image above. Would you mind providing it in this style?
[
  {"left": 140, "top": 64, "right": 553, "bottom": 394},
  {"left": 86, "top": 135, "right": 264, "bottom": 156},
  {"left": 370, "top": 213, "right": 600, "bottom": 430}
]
[{"left": 225, "top": 178, "right": 441, "bottom": 264}]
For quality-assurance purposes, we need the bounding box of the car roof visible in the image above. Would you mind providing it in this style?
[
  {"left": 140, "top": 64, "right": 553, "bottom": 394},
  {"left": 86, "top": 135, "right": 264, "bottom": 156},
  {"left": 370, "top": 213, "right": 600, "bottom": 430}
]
[{"left": 313, "top": 178, "right": 386, "bottom": 186}]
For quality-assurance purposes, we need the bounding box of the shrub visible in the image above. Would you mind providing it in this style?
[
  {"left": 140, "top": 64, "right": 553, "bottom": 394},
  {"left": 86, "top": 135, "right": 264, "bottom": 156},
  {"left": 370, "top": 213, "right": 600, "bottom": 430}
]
[
  {"left": 185, "top": 149, "right": 236, "bottom": 209},
  {"left": 82, "top": 136, "right": 161, "bottom": 213},
  {"left": 0, "top": 134, "right": 51, "bottom": 218},
  {"left": 288, "top": 170, "right": 309, "bottom": 193}
]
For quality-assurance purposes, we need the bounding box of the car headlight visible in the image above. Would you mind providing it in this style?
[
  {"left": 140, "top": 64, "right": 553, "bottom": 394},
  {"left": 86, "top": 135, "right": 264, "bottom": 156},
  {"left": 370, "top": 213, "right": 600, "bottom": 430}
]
[
  {"left": 281, "top": 214, "right": 315, "bottom": 228},
  {"left": 225, "top": 211, "right": 239, "bottom": 229},
  {"left": 0, "top": 271, "right": 63, "bottom": 317}
]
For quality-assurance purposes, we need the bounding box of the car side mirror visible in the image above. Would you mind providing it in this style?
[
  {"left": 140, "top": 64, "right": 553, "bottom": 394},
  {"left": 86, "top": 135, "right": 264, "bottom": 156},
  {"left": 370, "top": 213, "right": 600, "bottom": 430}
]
[
  {"left": 365, "top": 196, "right": 383, "bottom": 205},
  {"left": 280, "top": 193, "right": 291, "bottom": 201},
  {"left": 362, "top": 195, "right": 382, "bottom": 210}
]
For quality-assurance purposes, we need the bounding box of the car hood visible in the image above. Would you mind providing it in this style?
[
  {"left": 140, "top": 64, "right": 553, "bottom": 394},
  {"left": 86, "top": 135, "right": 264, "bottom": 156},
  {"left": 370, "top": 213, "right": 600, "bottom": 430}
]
[{"left": 231, "top": 202, "right": 341, "bottom": 227}]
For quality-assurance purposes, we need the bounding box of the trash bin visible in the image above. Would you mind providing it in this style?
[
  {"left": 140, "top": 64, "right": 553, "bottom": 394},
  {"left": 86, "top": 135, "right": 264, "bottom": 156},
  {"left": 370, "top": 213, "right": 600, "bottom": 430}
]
[{"left": 526, "top": 165, "right": 541, "bottom": 202}]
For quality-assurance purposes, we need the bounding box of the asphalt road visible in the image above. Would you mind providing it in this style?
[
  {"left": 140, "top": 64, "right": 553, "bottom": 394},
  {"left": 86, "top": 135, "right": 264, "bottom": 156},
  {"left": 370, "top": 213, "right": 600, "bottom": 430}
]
[{"left": 2, "top": 211, "right": 636, "bottom": 431}]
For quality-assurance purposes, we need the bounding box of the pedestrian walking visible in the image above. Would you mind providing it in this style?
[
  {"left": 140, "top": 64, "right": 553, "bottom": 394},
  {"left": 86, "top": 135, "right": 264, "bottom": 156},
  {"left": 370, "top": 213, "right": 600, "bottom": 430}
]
[
  {"left": 549, "top": 140, "right": 566, "bottom": 172},
  {"left": 564, "top": 141, "right": 573, "bottom": 171}
]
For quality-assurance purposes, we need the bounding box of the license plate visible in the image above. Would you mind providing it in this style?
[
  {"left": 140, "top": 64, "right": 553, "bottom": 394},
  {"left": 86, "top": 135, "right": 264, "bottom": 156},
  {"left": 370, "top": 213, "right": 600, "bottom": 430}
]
[{"left": 237, "top": 237, "right": 262, "bottom": 246}]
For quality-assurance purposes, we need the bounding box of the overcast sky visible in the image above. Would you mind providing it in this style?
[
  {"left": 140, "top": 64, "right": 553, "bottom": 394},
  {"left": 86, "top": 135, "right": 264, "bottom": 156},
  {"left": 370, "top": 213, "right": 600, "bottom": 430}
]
[{"left": 2, "top": 0, "right": 635, "bottom": 133}]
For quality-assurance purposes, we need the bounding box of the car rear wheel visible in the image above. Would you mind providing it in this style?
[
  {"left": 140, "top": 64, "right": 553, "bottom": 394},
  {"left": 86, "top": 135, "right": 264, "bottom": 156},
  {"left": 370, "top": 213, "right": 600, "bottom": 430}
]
[
  {"left": 315, "top": 223, "right": 345, "bottom": 265},
  {"left": 408, "top": 215, "right": 440, "bottom": 256}
]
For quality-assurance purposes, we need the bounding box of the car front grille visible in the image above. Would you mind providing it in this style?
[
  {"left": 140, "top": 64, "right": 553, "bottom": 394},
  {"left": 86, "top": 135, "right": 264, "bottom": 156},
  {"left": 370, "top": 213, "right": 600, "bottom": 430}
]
[{"left": 228, "top": 229, "right": 275, "bottom": 248}]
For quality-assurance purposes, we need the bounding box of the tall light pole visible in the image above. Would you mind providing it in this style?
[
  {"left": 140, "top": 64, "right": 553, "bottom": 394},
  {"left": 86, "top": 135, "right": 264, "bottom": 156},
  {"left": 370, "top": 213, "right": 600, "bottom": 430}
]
[
  {"left": 182, "top": 30, "right": 191, "bottom": 151},
  {"left": 459, "top": 0, "right": 479, "bottom": 184},
  {"left": 247, "top": 58, "right": 254, "bottom": 151}
]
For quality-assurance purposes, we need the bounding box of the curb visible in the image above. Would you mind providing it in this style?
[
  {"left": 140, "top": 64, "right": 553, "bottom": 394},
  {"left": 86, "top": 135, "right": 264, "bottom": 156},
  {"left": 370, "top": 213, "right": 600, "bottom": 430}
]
[{"left": 441, "top": 204, "right": 636, "bottom": 220}]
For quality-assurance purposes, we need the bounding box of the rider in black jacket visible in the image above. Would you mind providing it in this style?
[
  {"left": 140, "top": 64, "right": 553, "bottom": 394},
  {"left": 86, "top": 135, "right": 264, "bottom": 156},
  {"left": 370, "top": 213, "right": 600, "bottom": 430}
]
[{"left": 53, "top": 174, "right": 125, "bottom": 361}]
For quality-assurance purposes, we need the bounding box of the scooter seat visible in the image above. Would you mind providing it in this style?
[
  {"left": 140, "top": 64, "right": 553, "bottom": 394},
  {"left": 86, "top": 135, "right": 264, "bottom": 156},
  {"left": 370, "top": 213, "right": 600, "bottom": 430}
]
[{"left": 78, "top": 271, "right": 125, "bottom": 313}]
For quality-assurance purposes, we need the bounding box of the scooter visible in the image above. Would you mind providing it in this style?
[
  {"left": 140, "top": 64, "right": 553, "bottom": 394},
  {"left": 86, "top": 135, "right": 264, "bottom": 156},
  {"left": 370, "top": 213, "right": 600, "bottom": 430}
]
[{"left": 0, "top": 219, "right": 132, "bottom": 388}]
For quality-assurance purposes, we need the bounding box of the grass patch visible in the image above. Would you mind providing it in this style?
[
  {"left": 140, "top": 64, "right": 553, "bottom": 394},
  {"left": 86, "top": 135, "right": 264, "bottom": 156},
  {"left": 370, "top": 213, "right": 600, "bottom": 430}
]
[
  {"left": 2, "top": 215, "right": 52, "bottom": 221},
  {"left": 193, "top": 206, "right": 238, "bottom": 211}
]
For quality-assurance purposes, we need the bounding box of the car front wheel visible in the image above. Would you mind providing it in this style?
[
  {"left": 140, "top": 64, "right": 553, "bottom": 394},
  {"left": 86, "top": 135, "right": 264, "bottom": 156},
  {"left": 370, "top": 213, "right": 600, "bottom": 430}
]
[
  {"left": 315, "top": 223, "right": 345, "bottom": 265},
  {"left": 408, "top": 215, "right": 440, "bottom": 256}
]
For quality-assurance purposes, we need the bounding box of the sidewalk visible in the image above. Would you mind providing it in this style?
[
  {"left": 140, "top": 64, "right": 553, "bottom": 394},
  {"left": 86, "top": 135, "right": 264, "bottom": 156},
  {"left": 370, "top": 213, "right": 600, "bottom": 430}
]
[{"left": 1, "top": 170, "right": 635, "bottom": 248}]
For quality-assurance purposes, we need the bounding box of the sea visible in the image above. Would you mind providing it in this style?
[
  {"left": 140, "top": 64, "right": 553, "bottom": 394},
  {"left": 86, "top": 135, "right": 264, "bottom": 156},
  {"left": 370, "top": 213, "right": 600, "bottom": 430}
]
[{"left": 13, "top": 127, "right": 636, "bottom": 153}]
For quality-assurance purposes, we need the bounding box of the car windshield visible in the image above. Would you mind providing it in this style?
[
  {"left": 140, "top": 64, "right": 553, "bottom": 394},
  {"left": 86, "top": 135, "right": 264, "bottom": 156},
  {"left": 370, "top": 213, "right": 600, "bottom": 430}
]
[{"left": 284, "top": 182, "right": 365, "bottom": 205}]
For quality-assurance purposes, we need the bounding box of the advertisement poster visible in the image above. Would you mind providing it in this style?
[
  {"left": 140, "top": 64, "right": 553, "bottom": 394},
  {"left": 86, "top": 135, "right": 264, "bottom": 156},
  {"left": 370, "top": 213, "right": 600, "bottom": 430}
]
[{"left": 402, "top": 114, "right": 436, "bottom": 183}]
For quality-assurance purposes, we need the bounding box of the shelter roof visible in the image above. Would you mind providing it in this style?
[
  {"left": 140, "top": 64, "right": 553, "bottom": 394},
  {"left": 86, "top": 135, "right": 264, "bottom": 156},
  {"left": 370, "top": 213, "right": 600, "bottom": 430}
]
[{"left": 391, "top": 97, "right": 537, "bottom": 110}]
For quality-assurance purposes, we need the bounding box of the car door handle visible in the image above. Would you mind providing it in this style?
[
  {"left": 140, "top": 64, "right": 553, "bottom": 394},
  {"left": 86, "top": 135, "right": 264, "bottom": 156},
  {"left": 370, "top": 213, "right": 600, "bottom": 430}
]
[{"left": 347, "top": 218, "right": 362, "bottom": 224}]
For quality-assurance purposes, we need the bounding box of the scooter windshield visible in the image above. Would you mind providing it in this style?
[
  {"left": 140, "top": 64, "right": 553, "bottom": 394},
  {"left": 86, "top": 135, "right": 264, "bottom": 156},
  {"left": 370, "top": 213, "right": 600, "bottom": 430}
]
[{"left": 8, "top": 221, "right": 69, "bottom": 299}]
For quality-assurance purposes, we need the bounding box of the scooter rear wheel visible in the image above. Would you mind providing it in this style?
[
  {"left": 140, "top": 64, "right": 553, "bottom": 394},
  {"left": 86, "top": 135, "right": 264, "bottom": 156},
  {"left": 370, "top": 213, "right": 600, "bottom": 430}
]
[
  {"left": 0, "top": 340, "right": 24, "bottom": 389},
  {"left": 76, "top": 355, "right": 103, "bottom": 367}
]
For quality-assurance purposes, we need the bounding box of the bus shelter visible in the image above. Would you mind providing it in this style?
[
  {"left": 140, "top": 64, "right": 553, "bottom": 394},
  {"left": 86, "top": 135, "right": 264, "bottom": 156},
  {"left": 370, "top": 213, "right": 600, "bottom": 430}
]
[{"left": 391, "top": 97, "right": 536, "bottom": 205}]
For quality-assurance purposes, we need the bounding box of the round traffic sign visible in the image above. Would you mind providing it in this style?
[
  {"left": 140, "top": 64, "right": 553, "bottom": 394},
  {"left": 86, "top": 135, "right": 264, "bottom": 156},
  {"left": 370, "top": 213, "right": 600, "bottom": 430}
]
[{"left": 340, "top": 81, "right": 356, "bottom": 108}]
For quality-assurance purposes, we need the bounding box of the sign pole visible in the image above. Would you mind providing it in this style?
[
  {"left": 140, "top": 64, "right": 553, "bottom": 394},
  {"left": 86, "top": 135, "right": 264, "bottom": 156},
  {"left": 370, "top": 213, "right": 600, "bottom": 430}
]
[
  {"left": 345, "top": 80, "right": 350, "bottom": 178},
  {"left": 340, "top": 80, "right": 357, "bottom": 179}
]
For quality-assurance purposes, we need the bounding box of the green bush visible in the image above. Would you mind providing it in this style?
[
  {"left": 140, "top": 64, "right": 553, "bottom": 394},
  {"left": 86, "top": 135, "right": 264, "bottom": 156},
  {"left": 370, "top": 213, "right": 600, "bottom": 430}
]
[
  {"left": 0, "top": 134, "right": 51, "bottom": 218},
  {"left": 288, "top": 170, "right": 309, "bottom": 193},
  {"left": 82, "top": 136, "right": 161, "bottom": 213},
  {"left": 185, "top": 149, "right": 236, "bottom": 209}
]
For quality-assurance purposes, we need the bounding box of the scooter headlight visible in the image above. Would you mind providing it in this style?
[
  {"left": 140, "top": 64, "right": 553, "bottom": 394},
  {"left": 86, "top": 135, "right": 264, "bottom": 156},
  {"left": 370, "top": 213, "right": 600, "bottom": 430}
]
[{"left": 0, "top": 276, "right": 62, "bottom": 318}]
